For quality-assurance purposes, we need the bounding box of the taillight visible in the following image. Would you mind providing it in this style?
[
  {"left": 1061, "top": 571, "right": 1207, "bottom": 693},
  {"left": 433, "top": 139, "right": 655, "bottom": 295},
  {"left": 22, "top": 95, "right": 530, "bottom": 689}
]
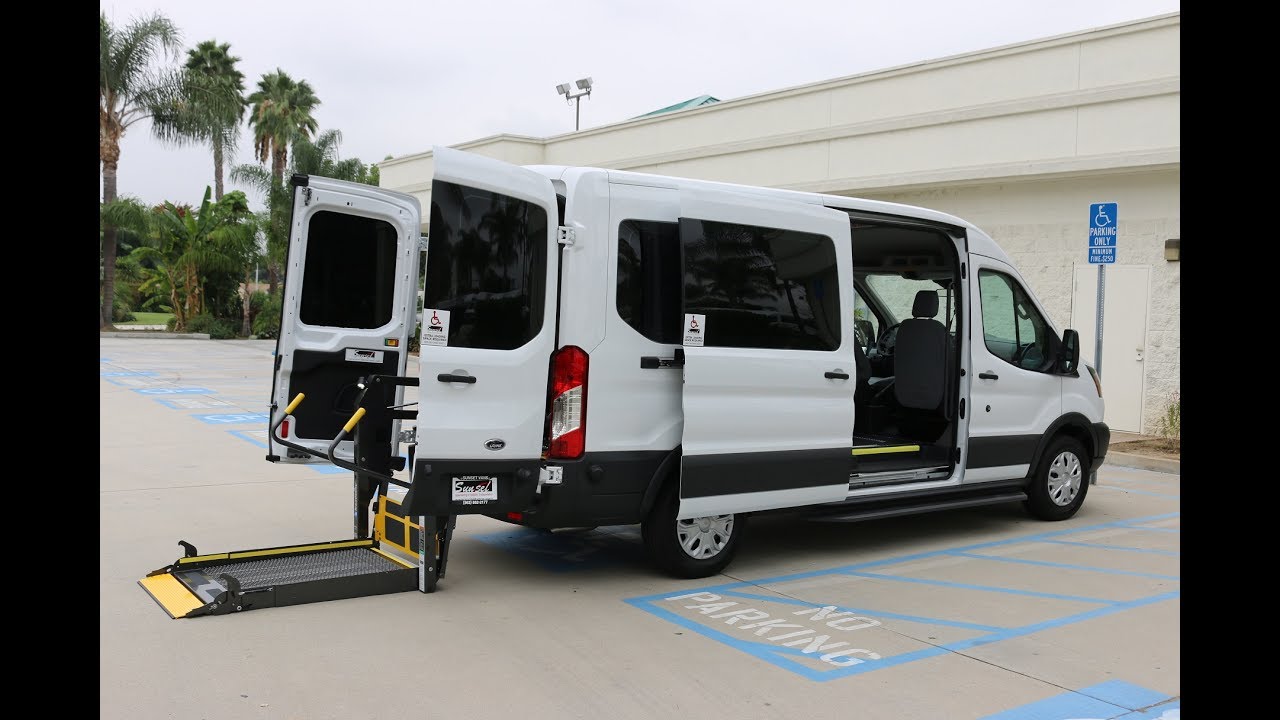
[
  {"left": 1086, "top": 365, "right": 1102, "bottom": 398},
  {"left": 281, "top": 419, "right": 291, "bottom": 438},
  {"left": 546, "top": 345, "right": 588, "bottom": 459}
]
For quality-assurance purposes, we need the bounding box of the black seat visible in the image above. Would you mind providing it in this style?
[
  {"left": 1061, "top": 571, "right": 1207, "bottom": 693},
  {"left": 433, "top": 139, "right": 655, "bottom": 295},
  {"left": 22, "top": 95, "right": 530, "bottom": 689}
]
[
  {"left": 893, "top": 290, "right": 947, "bottom": 411},
  {"left": 853, "top": 339, "right": 872, "bottom": 402}
]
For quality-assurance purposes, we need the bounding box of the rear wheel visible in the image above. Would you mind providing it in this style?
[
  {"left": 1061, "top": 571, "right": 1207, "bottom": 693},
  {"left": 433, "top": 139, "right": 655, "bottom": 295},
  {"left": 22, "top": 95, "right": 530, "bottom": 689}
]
[
  {"left": 642, "top": 481, "right": 745, "bottom": 578},
  {"left": 1024, "top": 435, "right": 1090, "bottom": 521}
]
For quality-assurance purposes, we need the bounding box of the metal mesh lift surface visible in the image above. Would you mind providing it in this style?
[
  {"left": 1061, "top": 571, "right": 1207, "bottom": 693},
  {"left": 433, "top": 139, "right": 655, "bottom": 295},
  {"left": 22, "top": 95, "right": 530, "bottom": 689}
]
[{"left": 189, "top": 547, "right": 406, "bottom": 590}]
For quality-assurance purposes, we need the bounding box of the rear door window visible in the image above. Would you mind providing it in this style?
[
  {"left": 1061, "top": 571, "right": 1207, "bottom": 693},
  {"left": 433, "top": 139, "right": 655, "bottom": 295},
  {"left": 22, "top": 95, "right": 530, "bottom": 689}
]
[{"left": 425, "top": 180, "right": 548, "bottom": 350}]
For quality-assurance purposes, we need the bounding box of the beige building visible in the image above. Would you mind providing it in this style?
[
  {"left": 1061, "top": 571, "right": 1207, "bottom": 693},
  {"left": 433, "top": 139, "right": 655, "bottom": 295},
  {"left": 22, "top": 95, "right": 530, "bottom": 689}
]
[{"left": 379, "top": 13, "right": 1180, "bottom": 435}]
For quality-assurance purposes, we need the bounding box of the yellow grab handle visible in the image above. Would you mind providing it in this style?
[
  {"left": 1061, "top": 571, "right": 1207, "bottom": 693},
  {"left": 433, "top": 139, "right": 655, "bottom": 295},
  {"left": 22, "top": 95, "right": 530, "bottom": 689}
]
[
  {"left": 284, "top": 393, "right": 306, "bottom": 414},
  {"left": 343, "top": 407, "right": 367, "bottom": 433}
]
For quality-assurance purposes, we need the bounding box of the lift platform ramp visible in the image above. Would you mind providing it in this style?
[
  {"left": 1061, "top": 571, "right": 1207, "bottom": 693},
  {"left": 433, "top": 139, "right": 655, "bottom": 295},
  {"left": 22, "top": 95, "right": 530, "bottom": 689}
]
[{"left": 139, "top": 381, "right": 488, "bottom": 619}]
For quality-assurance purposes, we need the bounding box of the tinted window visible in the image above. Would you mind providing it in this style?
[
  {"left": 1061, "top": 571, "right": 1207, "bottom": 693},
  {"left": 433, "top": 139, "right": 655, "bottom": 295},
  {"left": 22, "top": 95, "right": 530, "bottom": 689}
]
[
  {"left": 300, "top": 211, "right": 398, "bottom": 329},
  {"left": 617, "top": 220, "right": 682, "bottom": 344},
  {"left": 979, "top": 270, "right": 1056, "bottom": 372},
  {"left": 681, "top": 218, "right": 840, "bottom": 351},
  {"left": 425, "top": 180, "right": 548, "bottom": 350}
]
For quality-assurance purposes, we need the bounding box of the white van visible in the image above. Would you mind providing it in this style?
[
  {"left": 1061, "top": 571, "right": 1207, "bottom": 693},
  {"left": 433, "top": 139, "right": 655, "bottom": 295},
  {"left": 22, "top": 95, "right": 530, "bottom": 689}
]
[{"left": 268, "top": 146, "right": 1110, "bottom": 579}]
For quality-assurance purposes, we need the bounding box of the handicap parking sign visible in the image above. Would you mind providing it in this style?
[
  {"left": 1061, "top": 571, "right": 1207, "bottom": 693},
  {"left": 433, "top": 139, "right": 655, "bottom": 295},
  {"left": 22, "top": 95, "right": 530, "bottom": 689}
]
[{"left": 1088, "top": 202, "right": 1117, "bottom": 264}]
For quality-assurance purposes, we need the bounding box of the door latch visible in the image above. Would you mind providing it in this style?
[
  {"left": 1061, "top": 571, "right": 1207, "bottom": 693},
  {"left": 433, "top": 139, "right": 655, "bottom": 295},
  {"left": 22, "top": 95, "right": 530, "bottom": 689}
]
[{"left": 557, "top": 226, "right": 576, "bottom": 246}]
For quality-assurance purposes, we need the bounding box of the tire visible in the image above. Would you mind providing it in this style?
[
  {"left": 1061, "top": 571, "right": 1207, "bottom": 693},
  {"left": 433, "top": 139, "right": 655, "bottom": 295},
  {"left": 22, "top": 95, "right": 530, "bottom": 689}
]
[
  {"left": 1024, "top": 435, "right": 1090, "bottom": 521},
  {"left": 642, "top": 481, "right": 745, "bottom": 578}
]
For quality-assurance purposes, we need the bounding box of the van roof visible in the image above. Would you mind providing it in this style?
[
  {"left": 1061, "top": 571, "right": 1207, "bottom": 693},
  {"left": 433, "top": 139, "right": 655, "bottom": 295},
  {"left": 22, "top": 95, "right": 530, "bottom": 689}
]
[{"left": 526, "top": 164, "right": 1011, "bottom": 264}]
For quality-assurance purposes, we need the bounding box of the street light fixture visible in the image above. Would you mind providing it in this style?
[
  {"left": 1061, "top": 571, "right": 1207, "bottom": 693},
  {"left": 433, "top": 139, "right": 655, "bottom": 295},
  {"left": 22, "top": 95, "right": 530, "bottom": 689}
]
[{"left": 556, "top": 76, "right": 593, "bottom": 131}]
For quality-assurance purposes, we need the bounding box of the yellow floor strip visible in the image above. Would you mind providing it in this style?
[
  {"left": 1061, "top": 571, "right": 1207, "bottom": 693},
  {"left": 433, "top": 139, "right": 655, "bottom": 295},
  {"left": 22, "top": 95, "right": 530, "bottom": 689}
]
[
  {"left": 138, "top": 574, "right": 203, "bottom": 619},
  {"left": 371, "top": 547, "right": 415, "bottom": 569},
  {"left": 176, "top": 539, "right": 372, "bottom": 565},
  {"left": 852, "top": 444, "right": 921, "bottom": 456}
]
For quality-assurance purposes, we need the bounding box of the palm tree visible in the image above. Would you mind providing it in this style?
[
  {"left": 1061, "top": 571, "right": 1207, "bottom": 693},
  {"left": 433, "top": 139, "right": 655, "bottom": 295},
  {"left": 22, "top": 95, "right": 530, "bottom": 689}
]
[
  {"left": 245, "top": 70, "right": 319, "bottom": 292},
  {"left": 100, "top": 11, "right": 184, "bottom": 329},
  {"left": 183, "top": 40, "right": 246, "bottom": 201},
  {"left": 247, "top": 70, "right": 319, "bottom": 186}
]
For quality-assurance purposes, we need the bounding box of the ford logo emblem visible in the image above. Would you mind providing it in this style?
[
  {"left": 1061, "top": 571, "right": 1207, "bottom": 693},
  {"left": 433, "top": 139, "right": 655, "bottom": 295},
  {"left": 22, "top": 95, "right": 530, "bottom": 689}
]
[{"left": 484, "top": 438, "right": 505, "bottom": 451}]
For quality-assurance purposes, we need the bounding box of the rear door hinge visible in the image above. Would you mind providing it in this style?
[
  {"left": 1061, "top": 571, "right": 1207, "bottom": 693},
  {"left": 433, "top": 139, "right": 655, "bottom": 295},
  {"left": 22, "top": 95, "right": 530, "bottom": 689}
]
[{"left": 557, "top": 226, "right": 576, "bottom": 246}]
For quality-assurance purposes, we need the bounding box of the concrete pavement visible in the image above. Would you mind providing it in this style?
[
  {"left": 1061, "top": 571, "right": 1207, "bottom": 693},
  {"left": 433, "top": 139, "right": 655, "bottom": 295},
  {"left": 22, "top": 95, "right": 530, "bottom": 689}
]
[{"left": 101, "top": 338, "right": 1179, "bottom": 719}]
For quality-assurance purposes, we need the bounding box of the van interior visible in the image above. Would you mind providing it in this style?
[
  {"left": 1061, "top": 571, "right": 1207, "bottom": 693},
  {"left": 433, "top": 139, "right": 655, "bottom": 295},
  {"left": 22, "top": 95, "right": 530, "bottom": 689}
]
[{"left": 845, "top": 219, "right": 962, "bottom": 485}]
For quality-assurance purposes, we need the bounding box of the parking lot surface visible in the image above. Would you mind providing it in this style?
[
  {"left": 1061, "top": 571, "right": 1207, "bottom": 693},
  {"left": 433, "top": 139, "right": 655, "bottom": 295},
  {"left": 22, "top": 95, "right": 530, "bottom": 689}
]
[{"left": 101, "top": 338, "right": 1179, "bottom": 719}]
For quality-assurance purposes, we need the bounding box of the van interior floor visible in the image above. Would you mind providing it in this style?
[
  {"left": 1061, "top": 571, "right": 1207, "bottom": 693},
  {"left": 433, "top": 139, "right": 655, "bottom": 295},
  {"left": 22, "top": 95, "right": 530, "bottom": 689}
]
[{"left": 851, "top": 433, "right": 951, "bottom": 478}]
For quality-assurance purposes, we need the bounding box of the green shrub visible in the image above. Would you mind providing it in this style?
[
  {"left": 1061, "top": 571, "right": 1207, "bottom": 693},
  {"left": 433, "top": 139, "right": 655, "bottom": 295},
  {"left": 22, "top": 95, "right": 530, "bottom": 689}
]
[
  {"left": 186, "top": 313, "right": 237, "bottom": 339},
  {"left": 112, "top": 305, "right": 136, "bottom": 323},
  {"left": 166, "top": 316, "right": 178, "bottom": 331},
  {"left": 408, "top": 325, "right": 421, "bottom": 353},
  {"left": 252, "top": 292, "right": 283, "bottom": 339},
  {"left": 1156, "top": 391, "right": 1180, "bottom": 451}
]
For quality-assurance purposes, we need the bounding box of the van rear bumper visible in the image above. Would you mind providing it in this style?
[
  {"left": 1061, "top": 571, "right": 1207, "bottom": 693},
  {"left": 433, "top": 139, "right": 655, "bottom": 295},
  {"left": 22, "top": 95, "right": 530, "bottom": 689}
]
[{"left": 403, "top": 451, "right": 668, "bottom": 528}]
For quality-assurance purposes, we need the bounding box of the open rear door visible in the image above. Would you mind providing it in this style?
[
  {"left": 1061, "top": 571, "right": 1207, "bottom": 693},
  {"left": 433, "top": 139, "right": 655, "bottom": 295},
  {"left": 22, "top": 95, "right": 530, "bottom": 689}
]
[
  {"left": 678, "top": 189, "right": 855, "bottom": 519},
  {"left": 268, "top": 176, "right": 421, "bottom": 464},
  {"left": 413, "top": 147, "right": 561, "bottom": 468}
]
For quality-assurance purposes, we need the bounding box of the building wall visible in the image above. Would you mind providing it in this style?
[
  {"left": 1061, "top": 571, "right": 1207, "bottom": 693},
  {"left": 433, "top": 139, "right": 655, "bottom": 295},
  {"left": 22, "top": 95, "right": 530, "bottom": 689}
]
[{"left": 379, "top": 13, "right": 1180, "bottom": 435}]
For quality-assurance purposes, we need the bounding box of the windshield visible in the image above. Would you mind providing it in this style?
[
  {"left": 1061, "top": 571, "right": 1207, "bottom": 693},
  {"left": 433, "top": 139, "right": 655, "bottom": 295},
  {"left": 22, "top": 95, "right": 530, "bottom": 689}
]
[{"left": 864, "top": 274, "right": 957, "bottom": 329}]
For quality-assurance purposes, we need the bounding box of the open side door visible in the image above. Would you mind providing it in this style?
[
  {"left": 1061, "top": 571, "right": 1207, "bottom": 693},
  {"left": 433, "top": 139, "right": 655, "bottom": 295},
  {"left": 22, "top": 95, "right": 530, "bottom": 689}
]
[
  {"left": 413, "top": 147, "right": 561, "bottom": 465},
  {"left": 678, "top": 189, "right": 855, "bottom": 519},
  {"left": 268, "top": 176, "right": 421, "bottom": 464}
]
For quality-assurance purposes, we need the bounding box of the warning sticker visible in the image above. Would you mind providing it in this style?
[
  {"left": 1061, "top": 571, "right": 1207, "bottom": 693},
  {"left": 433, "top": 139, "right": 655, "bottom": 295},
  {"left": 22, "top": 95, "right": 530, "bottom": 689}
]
[
  {"left": 683, "top": 313, "right": 706, "bottom": 347},
  {"left": 422, "top": 309, "right": 450, "bottom": 347}
]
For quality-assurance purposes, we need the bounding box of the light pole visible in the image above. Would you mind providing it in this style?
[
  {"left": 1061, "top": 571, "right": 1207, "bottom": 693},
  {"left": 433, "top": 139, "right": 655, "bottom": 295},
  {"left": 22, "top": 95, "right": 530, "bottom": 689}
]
[{"left": 556, "top": 77, "right": 593, "bottom": 131}]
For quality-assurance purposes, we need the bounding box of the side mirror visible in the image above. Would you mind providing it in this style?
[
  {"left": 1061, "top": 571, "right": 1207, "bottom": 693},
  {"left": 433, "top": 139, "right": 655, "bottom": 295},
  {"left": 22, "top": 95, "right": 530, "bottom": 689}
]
[{"left": 1060, "top": 329, "right": 1080, "bottom": 373}]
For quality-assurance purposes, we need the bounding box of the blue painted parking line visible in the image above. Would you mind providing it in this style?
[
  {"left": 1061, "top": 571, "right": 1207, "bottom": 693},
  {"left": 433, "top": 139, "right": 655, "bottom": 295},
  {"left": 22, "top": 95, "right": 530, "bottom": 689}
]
[
  {"left": 475, "top": 526, "right": 645, "bottom": 572},
  {"left": 948, "top": 552, "right": 1181, "bottom": 580},
  {"left": 155, "top": 398, "right": 234, "bottom": 409},
  {"left": 101, "top": 370, "right": 157, "bottom": 377},
  {"left": 980, "top": 680, "right": 1175, "bottom": 719},
  {"left": 133, "top": 387, "right": 213, "bottom": 395},
  {"left": 718, "top": 588, "right": 1006, "bottom": 632},
  {"left": 193, "top": 413, "right": 269, "bottom": 424},
  {"left": 626, "top": 512, "right": 1179, "bottom": 682},
  {"left": 1116, "top": 525, "right": 1179, "bottom": 533},
  {"left": 1041, "top": 540, "right": 1179, "bottom": 556},
  {"left": 228, "top": 430, "right": 267, "bottom": 449},
  {"left": 224, "top": 430, "right": 357, "bottom": 475},
  {"left": 840, "top": 571, "right": 1118, "bottom": 604}
]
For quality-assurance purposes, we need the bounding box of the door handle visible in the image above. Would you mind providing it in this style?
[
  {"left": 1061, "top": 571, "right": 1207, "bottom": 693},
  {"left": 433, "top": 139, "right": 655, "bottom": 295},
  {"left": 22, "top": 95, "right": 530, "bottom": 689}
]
[
  {"left": 436, "top": 373, "right": 476, "bottom": 384},
  {"left": 640, "top": 356, "right": 681, "bottom": 369},
  {"left": 824, "top": 371, "right": 850, "bottom": 380},
  {"left": 978, "top": 372, "right": 999, "bottom": 380}
]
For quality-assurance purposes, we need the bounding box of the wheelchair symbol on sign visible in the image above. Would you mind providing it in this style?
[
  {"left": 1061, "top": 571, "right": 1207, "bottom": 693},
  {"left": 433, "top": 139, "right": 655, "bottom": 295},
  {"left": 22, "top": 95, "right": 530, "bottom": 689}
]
[{"left": 1094, "top": 206, "right": 1112, "bottom": 227}]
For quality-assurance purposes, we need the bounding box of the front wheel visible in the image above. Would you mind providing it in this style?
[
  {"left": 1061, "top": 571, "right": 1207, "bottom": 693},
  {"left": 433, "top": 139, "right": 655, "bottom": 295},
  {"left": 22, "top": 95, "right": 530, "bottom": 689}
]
[
  {"left": 642, "top": 482, "right": 745, "bottom": 578},
  {"left": 1024, "top": 436, "right": 1090, "bottom": 521}
]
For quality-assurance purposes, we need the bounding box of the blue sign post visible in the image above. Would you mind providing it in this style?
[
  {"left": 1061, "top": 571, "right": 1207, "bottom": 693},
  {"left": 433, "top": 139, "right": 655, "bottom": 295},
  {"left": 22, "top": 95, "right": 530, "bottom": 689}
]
[{"left": 1088, "top": 202, "right": 1118, "bottom": 382}]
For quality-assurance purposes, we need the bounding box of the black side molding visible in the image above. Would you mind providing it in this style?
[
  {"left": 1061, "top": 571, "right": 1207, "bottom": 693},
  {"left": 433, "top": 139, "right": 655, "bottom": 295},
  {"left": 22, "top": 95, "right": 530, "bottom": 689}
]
[{"left": 291, "top": 173, "right": 310, "bottom": 187}]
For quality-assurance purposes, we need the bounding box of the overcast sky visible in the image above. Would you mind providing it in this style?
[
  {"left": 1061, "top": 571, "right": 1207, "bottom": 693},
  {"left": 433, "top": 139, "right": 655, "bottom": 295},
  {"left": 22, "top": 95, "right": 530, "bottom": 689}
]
[{"left": 101, "top": 0, "right": 1180, "bottom": 208}]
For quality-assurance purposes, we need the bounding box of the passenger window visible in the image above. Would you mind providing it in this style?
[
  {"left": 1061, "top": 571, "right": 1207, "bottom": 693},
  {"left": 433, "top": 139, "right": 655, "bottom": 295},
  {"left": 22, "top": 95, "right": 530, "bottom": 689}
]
[
  {"left": 616, "top": 220, "right": 682, "bottom": 344},
  {"left": 681, "top": 218, "right": 840, "bottom": 351},
  {"left": 300, "top": 211, "right": 398, "bottom": 329},
  {"left": 978, "top": 270, "right": 1055, "bottom": 372}
]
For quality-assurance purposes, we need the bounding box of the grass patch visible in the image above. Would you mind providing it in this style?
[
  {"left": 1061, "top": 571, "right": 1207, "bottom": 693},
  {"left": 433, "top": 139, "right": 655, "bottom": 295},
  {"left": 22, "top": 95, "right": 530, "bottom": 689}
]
[{"left": 119, "top": 312, "right": 174, "bottom": 326}]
